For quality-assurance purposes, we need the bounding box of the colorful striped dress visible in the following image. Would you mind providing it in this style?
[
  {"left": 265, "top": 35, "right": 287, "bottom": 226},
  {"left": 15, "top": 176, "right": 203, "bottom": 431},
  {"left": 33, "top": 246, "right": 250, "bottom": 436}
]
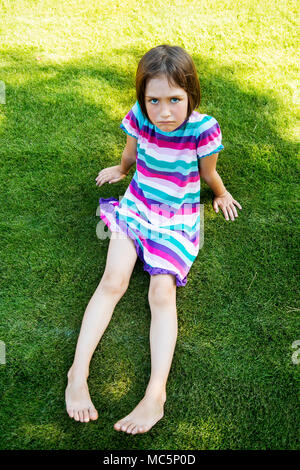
[{"left": 99, "top": 100, "right": 224, "bottom": 286}]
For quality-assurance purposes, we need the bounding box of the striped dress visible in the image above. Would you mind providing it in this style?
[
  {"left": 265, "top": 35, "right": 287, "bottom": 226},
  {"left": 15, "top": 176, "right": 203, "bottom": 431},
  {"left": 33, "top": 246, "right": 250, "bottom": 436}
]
[{"left": 99, "top": 100, "right": 224, "bottom": 286}]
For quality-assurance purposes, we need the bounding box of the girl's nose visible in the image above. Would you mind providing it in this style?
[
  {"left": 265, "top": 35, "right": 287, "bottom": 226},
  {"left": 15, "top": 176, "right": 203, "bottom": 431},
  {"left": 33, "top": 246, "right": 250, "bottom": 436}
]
[{"left": 160, "top": 106, "right": 171, "bottom": 118}]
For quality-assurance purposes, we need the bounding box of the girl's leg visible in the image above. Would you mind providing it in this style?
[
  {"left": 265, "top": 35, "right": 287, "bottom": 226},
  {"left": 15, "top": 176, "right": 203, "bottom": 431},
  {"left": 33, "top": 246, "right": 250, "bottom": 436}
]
[
  {"left": 65, "top": 234, "right": 138, "bottom": 423},
  {"left": 114, "top": 273, "right": 177, "bottom": 435}
]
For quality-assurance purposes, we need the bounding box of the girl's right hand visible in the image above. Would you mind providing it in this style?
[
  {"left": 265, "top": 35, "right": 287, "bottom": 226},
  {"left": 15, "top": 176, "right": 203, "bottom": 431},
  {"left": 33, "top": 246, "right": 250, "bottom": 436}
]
[{"left": 95, "top": 165, "right": 128, "bottom": 187}]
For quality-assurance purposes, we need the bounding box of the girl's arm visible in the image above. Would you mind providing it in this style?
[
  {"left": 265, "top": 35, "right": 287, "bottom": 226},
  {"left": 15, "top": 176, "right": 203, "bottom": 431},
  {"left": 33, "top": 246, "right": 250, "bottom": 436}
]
[
  {"left": 120, "top": 134, "right": 138, "bottom": 175},
  {"left": 199, "top": 153, "right": 242, "bottom": 221},
  {"left": 95, "top": 135, "right": 137, "bottom": 186}
]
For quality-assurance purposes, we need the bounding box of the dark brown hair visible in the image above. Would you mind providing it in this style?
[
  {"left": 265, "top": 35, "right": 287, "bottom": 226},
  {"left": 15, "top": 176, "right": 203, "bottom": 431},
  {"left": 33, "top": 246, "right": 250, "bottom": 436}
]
[{"left": 136, "top": 44, "right": 201, "bottom": 121}]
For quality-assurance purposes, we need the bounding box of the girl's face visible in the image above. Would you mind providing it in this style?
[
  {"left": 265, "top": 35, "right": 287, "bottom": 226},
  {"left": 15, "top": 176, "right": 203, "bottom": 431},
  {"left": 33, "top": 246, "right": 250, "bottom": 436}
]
[{"left": 145, "top": 75, "right": 188, "bottom": 132}]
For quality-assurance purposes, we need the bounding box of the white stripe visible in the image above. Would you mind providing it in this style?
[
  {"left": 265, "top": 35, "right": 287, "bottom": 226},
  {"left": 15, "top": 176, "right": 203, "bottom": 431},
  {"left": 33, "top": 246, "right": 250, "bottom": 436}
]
[
  {"left": 139, "top": 136, "right": 197, "bottom": 163},
  {"left": 197, "top": 140, "right": 222, "bottom": 158},
  {"left": 123, "top": 119, "right": 138, "bottom": 138},
  {"left": 142, "top": 243, "right": 184, "bottom": 275},
  {"left": 124, "top": 185, "right": 200, "bottom": 226},
  {"left": 137, "top": 172, "right": 200, "bottom": 197}
]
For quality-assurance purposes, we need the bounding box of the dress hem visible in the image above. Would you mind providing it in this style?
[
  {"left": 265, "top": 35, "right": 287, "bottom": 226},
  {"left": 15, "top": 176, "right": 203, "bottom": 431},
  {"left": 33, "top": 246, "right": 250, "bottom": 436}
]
[{"left": 197, "top": 144, "right": 224, "bottom": 159}]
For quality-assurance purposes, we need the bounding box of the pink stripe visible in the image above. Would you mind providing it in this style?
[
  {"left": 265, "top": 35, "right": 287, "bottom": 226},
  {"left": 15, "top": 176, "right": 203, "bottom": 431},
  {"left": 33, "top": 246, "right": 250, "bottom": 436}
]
[
  {"left": 100, "top": 213, "right": 116, "bottom": 231},
  {"left": 143, "top": 239, "right": 186, "bottom": 277},
  {"left": 127, "top": 209, "right": 141, "bottom": 218},
  {"left": 137, "top": 161, "right": 199, "bottom": 187},
  {"left": 129, "top": 183, "right": 198, "bottom": 217},
  {"left": 140, "top": 128, "right": 195, "bottom": 150},
  {"left": 198, "top": 127, "right": 221, "bottom": 147},
  {"left": 125, "top": 116, "right": 138, "bottom": 129},
  {"left": 192, "top": 233, "right": 199, "bottom": 247},
  {"left": 140, "top": 135, "right": 196, "bottom": 159},
  {"left": 176, "top": 205, "right": 198, "bottom": 215},
  {"left": 129, "top": 183, "right": 155, "bottom": 209}
]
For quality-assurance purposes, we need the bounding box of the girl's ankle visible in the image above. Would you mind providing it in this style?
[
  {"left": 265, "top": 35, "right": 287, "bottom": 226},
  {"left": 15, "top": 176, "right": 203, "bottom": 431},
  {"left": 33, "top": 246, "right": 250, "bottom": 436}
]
[
  {"left": 144, "top": 387, "right": 167, "bottom": 403},
  {"left": 67, "top": 365, "right": 89, "bottom": 383}
]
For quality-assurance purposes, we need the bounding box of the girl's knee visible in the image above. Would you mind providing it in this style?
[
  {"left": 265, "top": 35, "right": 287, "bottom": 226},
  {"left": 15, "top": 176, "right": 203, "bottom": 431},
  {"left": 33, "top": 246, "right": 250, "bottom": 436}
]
[
  {"left": 100, "top": 270, "right": 129, "bottom": 295},
  {"left": 148, "top": 275, "right": 176, "bottom": 307}
]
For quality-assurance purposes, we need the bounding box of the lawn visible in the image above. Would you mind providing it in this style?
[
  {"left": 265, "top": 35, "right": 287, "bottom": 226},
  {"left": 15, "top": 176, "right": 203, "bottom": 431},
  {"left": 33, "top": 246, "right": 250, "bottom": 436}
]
[{"left": 0, "top": 0, "right": 299, "bottom": 450}]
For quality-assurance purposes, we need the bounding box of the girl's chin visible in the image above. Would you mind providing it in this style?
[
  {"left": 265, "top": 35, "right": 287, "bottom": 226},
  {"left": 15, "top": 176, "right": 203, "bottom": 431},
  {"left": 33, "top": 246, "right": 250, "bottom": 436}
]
[{"left": 156, "top": 122, "right": 177, "bottom": 131}]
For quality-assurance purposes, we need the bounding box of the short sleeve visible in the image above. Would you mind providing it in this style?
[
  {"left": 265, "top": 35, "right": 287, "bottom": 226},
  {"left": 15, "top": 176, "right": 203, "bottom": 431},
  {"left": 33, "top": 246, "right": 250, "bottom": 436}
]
[
  {"left": 120, "top": 100, "right": 145, "bottom": 140},
  {"left": 196, "top": 115, "right": 224, "bottom": 159}
]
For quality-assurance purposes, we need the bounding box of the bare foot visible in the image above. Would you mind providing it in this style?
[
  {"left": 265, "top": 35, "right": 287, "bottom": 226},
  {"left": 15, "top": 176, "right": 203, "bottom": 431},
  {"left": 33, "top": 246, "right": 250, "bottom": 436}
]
[
  {"left": 65, "top": 368, "right": 98, "bottom": 423},
  {"left": 114, "top": 394, "right": 166, "bottom": 434}
]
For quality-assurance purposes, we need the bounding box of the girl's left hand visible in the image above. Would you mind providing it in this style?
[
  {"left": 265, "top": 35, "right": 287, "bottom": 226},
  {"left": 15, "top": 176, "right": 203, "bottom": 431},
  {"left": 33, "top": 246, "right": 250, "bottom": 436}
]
[{"left": 213, "top": 190, "right": 242, "bottom": 221}]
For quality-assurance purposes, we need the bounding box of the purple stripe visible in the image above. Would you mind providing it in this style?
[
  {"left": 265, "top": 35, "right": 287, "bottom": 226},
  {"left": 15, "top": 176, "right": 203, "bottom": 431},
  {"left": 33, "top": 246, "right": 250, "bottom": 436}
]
[
  {"left": 131, "top": 177, "right": 173, "bottom": 209},
  {"left": 137, "top": 157, "right": 199, "bottom": 181},
  {"left": 145, "top": 237, "right": 189, "bottom": 271},
  {"left": 130, "top": 177, "right": 200, "bottom": 214},
  {"left": 128, "top": 110, "right": 140, "bottom": 131},
  {"left": 142, "top": 123, "right": 198, "bottom": 144},
  {"left": 197, "top": 122, "right": 219, "bottom": 142}
]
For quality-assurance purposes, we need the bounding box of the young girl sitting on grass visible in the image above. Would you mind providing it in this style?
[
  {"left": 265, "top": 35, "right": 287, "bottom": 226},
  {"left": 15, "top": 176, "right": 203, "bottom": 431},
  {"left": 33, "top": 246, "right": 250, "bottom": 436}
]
[{"left": 65, "top": 44, "right": 242, "bottom": 435}]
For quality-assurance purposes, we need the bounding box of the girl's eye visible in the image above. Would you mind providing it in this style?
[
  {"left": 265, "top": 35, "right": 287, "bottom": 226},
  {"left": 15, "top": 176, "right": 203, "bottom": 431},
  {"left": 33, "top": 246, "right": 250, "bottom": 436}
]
[{"left": 149, "top": 98, "right": 179, "bottom": 104}]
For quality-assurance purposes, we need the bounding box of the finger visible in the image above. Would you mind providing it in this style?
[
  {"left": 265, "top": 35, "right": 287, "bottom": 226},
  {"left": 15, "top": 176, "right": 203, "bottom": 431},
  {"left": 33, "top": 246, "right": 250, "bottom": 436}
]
[
  {"left": 96, "top": 170, "right": 109, "bottom": 180},
  {"left": 227, "top": 206, "right": 234, "bottom": 220},
  {"left": 227, "top": 206, "right": 235, "bottom": 221},
  {"left": 233, "top": 200, "right": 242, "bottom": 210},
  {"left": 231, "top": 204, "right": 238, "bottom": 218},
  {"left": 223, "top": 207, "right": 230, "bottom": 221},
  {"left": 213, "top": 201, "right": 219, "bottom": 213}
]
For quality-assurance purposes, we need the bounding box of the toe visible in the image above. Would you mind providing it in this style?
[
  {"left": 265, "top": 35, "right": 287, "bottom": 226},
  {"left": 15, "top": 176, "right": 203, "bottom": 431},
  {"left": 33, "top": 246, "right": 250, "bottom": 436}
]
[
  {"left": 74, "top": 410, "right": 80, "bottom": 421},
  {"left": 126, "top": 423, "right": 136, "bottom": 434},
  {"left": 67, "top": 408, "right": 74, "bottom": 418},
  {"left": 120, "top": 421, "right": 130, "bottom": 432},
  {"left": 83, "top": 409, "right": 90, "bottom": 423},
  {"left": 78, "top": 410, "right": 84, "bottom": 422},
  {"left": 114, "top": 420, "right": 126, "bottom": 431},
  {"left": 89, "top": 408, "right": 98, "bottom": 420},
  {"left": 131, "top": 426, "right": 138, "bottom": 435}
]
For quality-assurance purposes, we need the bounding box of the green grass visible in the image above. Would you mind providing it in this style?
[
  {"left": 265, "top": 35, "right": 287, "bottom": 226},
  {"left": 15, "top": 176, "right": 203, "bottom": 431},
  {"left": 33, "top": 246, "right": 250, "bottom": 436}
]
[{"left": 0, "top": 0, "right": 299, "bottom": 450}]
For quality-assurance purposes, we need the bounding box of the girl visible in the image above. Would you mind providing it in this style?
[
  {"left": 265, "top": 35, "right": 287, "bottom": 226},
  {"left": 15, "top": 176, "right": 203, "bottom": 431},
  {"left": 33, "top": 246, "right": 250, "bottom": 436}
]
[{"left": 65, "top": 45, "right": 242, "bottom": 435}]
